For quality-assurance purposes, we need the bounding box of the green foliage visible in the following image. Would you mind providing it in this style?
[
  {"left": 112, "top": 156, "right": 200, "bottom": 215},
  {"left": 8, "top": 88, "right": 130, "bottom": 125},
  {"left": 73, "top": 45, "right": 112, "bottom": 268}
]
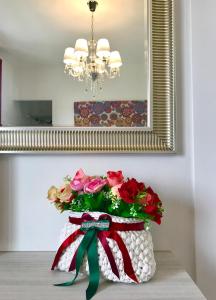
[
  {"left": 68, "top": 191, "right": 154, "bottom": 221},
  {"left": 69, "top": 191, "right": 112, "bottom": 213}
]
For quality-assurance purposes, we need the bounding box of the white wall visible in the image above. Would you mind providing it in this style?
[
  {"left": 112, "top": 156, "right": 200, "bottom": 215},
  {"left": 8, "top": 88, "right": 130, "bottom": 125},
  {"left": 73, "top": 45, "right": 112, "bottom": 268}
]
[
  {"left": 1, "top": 60, "right": 147, "bottom": 126},
  {"left": 0, "top": 50, "right": 19, "bottom": 125},
  {"left": 11, "top": 61, "right": 147, "bottom": 126},
  {"left": 0, "top": 0, "right": 196, "bottom": 279},
  {"left": 191, "top": 1, "right": 216, "bottom": 299}
]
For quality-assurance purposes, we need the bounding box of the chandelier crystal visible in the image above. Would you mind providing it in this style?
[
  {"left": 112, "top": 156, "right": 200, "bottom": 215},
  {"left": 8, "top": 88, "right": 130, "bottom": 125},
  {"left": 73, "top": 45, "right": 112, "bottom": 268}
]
[{"left": 63, "top": 1, "right": 122, "bottom": 97}]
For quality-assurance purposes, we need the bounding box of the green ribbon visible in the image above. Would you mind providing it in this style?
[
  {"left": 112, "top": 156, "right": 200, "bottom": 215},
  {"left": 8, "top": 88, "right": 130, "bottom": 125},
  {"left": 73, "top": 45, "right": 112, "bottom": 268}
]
[
  {"left": 86, "top": 231, "right": 99, "bottom": 300},
  {"left": 55, "top": 220, "right": 109, "bottom": 300}
]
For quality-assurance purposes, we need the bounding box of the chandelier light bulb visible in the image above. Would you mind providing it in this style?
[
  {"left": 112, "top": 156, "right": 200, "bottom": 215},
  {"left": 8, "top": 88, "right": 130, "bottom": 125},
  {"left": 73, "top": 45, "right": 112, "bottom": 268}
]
[
  {"left": 73, "top": 65, "right": 84, "bottom": 74},
  {"left": 109, "top": 51, "right": 123, "bottom": 68},
  {"left": 95, "top": 58, "right": 106, "bottom": 74},
  {"left": 96, "top": 38, "right": 111, "bottom": 59},
  {"left": 63, "top": 47, "right": 76, "bottom": 64},
  {"left": 75, "top": 39, "right": 89, "bottom": 58}
]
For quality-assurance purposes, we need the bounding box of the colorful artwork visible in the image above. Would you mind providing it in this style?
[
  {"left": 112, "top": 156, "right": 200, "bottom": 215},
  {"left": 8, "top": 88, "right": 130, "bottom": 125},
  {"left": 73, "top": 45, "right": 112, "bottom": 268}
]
[{"left": 74, "top": 100, "right": 148, "bottom": 127}]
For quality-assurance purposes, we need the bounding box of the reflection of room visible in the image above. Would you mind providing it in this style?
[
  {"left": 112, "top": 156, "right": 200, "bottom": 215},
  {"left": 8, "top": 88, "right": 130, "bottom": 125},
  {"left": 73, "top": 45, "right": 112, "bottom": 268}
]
[
  {"left": 0, "top": 0, "right": 149, "bottom": 127},
  {"left": 13, "top": 100, "right": 52, "bottom": 126}
]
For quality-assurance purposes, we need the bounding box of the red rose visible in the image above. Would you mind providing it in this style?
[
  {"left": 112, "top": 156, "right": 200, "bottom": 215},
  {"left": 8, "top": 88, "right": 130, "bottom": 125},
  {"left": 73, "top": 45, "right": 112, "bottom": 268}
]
[
  {"left": 119, "top": 178, "right": 145, "bottom": 203},
  {"left": 107, "top": 170, "right": 124, "bottom": 187},
  {"left": 143, "top": 186, "right": 163, "bottom": 224},
  {"left": 145, "top": 187, "right": 161, "bottom": 205},
  {"left": 144, "top": 205, "right": 158, "bottom": 214},
  {"left": 154, "top": 213, "right": 162, "bottom": 225}
]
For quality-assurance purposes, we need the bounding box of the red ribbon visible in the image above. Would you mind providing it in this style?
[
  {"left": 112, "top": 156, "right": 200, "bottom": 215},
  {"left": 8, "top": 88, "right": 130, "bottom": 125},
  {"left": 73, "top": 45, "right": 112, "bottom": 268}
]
[{"left": 52, "top": 213, "right": 144, "bottom": 283}]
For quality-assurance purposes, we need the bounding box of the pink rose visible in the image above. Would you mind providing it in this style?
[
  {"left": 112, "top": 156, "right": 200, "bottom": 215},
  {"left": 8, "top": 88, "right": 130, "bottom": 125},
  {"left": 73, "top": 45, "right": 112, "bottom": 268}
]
[
  {"left": 58, "top": 184, "right": 73, "bottom": 203},
  {"left": 107, "top": 170, "right": 124, "bottom": 187},
  {"left": 84, "top": 177, "right": 108, "bottom": 194},
  {"left": 111, "top": 183, "right": 122, "bottom": 198},
  {"left": 70, "top": 169, "right": 90, "bottom": 191}
]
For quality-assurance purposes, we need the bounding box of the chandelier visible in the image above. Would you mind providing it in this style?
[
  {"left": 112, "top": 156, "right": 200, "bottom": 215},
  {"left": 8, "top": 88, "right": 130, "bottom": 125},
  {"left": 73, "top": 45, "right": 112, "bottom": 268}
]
[{"left": 63, "top": 1, "right": 123, "bottom": 97}]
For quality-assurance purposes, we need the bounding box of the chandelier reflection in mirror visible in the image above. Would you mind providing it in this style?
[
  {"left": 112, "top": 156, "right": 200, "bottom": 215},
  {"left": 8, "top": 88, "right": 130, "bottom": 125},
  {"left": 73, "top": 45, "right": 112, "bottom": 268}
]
[{"left": 63, "top": 0, "right": 123, "bottom": 97}]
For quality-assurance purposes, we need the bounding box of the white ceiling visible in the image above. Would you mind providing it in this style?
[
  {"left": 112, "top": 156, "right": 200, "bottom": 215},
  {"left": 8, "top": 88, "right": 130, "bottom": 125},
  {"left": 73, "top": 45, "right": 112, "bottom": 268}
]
[{"left": 0, "top": 0, "right": 146, "bottom": 64}]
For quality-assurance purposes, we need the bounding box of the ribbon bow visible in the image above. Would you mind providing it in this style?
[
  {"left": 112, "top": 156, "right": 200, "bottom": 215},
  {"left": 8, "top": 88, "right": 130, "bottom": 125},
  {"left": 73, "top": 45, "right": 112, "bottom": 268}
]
[{"left": 51, "top": 213, "right": 144, "bottom": 300}]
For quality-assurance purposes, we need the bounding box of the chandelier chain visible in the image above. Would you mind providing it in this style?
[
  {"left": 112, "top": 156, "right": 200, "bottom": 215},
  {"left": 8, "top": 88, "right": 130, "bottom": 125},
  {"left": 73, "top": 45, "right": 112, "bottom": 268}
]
[{"left": 91, "top": 12, "right": 94, "bottom": 41}]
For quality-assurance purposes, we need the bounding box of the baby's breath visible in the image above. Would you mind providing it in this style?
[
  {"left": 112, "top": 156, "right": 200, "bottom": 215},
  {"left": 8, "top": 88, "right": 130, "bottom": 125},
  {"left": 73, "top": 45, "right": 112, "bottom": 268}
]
[
  {"left": 130, "top": 204, "right": 138, "bottom": 217},
  {"left": 63, "top": 175, "right": 72, "bottom": 184},
  {"left": 108, "top": 191, "right": 121, "bottom": 210},
  {"left": 144, "top": 220, "right": 151, "bottom": 231}
]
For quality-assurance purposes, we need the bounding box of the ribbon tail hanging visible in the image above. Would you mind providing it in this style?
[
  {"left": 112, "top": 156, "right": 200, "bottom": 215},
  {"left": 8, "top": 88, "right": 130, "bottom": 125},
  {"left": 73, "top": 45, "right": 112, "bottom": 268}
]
[
  {"left": 98, "top": 232, "right": 120, "bottom": 279},
  {"left": 51, "top": 229, "right": 82, "bottom": 270},
  {"left": 54, "top": 229, "right": 96, "bottom": 287},
  {"left": 86, "top": 232, "right": 100, "bottom": 300},
  {"left": 108, "top": 231, "right": 139, "bottom": 284}
]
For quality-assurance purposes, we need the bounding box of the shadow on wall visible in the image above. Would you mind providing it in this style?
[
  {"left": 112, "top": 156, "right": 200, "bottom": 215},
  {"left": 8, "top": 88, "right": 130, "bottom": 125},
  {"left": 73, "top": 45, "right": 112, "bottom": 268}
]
[
  {"left": 152, "top": 188, "right": 195, "bottom": 279},
  {"left": 0, "top": 156, "right": 15, "bottom": 250},
  {"left": 194, "top": 193, "right": 216, "bottom": 300},
  {"left": 0, "top": 155, "right": 68, "bottom": 252}
]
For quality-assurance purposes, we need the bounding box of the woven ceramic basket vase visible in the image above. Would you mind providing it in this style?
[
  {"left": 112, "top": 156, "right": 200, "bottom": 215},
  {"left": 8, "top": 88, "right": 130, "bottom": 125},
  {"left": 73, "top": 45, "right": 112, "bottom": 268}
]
[{"left": 55, "top": 212, "right": 156, "bottom": 283}]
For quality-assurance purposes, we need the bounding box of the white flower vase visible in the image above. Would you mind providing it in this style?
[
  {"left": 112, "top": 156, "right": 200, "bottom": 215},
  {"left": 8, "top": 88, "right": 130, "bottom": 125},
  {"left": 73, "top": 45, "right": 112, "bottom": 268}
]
[{"left": 56, "top": 212, "right": 156, "bottom": 283}]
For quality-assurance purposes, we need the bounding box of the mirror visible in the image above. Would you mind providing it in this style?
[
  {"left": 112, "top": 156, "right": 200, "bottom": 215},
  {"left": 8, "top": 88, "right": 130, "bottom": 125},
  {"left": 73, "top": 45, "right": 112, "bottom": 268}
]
[
  {"left": 0, "top": 0, "right": 176, "bottom": 153},
  {"left": 0, "top": 0, "right": 150, "bottom": 128}
]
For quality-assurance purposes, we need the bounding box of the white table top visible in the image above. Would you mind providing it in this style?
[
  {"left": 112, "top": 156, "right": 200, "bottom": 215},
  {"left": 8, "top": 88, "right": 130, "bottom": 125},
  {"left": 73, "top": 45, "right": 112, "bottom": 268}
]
[{"left": 0, "top": 251, "right": 205, "bottom": 300}]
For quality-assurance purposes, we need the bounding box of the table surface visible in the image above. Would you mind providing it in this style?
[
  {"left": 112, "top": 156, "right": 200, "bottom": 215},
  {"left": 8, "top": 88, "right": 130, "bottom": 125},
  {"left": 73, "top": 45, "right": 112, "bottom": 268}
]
[{"left": 0, "top": 251, "right": 206, "bottom": 300}]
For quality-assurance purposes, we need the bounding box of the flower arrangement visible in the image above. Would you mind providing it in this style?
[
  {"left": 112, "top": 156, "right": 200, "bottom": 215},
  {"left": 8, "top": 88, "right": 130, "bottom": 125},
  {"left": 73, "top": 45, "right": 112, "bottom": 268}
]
[{"left": 48, "top": 169, "right": 163, "bottom": 226}]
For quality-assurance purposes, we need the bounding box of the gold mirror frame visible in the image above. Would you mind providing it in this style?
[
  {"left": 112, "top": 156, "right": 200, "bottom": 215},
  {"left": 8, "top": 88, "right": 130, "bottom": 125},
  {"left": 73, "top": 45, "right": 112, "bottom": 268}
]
[{"left": 0, "top": 0, "right": 175, "bottom": 153}]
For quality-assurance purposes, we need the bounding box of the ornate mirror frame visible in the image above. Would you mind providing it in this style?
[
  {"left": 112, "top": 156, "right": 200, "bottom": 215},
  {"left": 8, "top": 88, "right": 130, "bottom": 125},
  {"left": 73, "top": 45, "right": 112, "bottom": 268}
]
[{"left": 0, "top": 0, "right": 175, "bottom": 153}]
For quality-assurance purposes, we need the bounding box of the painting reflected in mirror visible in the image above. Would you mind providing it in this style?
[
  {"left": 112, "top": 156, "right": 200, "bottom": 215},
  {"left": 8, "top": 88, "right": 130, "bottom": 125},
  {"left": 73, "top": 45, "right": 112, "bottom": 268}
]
[
  {"left": 0, "top": 0, "right": 150, "bottom": 128},
  {"left": 74, "top": 100, "right": 148, "bottom": 127}
]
